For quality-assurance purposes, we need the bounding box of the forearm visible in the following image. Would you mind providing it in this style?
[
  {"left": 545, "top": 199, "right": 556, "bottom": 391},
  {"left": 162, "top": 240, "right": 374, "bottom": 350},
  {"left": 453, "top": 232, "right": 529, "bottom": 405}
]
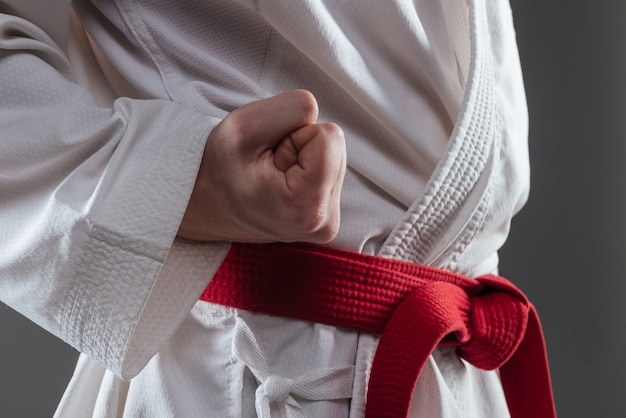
[{"left": 0, "top": 7, "right": 221, "bottom": 376}]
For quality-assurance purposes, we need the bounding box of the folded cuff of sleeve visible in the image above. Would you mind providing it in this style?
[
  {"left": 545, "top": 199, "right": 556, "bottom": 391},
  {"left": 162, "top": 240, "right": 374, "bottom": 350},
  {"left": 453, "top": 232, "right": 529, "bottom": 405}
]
[{"left": 59, "top": 103, "right": 228, "bottom": 378}]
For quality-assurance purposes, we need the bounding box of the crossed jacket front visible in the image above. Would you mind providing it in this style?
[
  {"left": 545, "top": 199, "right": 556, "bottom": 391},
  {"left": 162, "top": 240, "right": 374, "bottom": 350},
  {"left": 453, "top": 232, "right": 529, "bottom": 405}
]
[{"left": 0, "top": 0, "right": 529, "bottom": 416}]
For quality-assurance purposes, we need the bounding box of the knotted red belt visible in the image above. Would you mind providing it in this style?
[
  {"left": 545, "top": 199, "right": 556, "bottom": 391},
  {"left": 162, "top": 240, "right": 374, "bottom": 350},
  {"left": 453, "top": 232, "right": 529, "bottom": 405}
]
[{"left": 200, "top": 242, "right": 556, "bottom": 418}]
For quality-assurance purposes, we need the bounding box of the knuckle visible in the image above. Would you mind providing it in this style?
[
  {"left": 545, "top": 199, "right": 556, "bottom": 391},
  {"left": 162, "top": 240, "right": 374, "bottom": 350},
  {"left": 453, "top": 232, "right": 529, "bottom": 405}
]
[
  {"left": 279, "top": 187, "right": 340, "bottom": 243},
  {"left": 315, "top": 219, "right": 340, "bottom": 244},
  {"left": 320, "top": 121, "right": 344, "bottom": 138},
  {"left": 299, "top": 203, "right": 337, "bottom": 239},
  {"left": 305, "top": 210, "right": 328, "bottom": 234},
  {"left": 316, "top": 123, "right": 346, "bottom": 152},
  {"left": 282, "top": 198, "right": 322, "bottom": 230}
]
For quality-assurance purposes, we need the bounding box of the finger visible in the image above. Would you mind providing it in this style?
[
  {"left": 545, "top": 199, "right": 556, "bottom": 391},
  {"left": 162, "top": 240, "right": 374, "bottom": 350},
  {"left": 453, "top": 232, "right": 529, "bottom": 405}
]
[
  {"left": 321, "top": 140, "right": 347, "bottom": 241},
  {"left": 273, "top": 134, "right": 299, "bottom": 172},
  {"left": 285, "top": 122, "right": 345, "bottom": 188},
  {"left": 307, "top": 127, "right": 346, "bottom": 243},
  {"left": 228, "top": 90, "right": 319, "bottom": 153},
  {"left": 276, "top": 122, "right": 345, "bottom": 238}
]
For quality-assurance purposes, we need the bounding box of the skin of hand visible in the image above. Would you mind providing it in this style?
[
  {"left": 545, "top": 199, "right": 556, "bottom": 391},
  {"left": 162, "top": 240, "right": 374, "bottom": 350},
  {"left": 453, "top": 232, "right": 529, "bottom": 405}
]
[{"left": 177, "top": 90, "right": 347, "bottom": 244}]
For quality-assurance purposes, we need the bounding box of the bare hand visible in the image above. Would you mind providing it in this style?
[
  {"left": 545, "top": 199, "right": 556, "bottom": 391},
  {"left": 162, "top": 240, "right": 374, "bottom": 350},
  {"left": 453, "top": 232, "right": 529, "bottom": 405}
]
[{"left": 178, "top": 90, "right": 346, "bottom": 243}]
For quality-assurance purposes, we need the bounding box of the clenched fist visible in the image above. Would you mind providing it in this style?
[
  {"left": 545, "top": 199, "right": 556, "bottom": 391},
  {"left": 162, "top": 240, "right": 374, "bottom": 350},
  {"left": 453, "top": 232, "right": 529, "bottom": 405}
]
[{"left": 177, "top": 90, "right": 346, "bottom": 243}]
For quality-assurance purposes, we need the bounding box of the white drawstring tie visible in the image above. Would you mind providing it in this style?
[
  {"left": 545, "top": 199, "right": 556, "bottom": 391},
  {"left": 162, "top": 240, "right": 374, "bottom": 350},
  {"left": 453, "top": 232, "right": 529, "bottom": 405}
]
[{"left": 232, "top": 318, "right": 355, "bottom": 417}]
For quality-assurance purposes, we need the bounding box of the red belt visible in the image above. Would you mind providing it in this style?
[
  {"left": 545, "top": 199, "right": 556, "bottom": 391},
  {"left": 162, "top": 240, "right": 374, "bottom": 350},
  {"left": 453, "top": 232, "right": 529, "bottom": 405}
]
[{"left": 200, "top": 242, "right": 556, "bottom": 418}]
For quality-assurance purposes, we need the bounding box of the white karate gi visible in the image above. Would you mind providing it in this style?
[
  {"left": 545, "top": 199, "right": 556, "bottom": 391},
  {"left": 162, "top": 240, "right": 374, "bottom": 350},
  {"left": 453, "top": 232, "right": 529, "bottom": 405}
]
[{"left": 0, "top": 0, "right": 529, "bottom": 416}]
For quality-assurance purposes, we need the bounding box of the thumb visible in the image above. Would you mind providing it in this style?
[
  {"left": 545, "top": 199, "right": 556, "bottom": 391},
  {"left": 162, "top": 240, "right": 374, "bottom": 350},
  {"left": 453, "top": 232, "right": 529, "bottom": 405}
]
[
  {"left": 229, "top": 90, "right": 319, "bottom": 153},
  {"left": 281, "top": 121, "right": 346, "bottom": 200}
]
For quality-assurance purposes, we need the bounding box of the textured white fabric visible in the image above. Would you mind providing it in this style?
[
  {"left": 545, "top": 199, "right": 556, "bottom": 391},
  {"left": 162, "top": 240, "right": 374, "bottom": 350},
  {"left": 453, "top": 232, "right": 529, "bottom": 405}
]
[
  {"left": 0, "top": 0, "right": 229, "bottom": 379},
  {"left": 231, "top": 318, "right": 355, "bottom": 418},
  {"left": 0, "top": 0, "right": 529, "bottom": 416}
]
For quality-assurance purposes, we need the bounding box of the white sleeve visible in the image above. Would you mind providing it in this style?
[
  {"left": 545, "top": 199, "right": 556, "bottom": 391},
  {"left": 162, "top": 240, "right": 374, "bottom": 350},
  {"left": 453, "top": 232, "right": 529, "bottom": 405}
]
[{"left": 0, "top": 2, "right": 229, "bottom": 379}]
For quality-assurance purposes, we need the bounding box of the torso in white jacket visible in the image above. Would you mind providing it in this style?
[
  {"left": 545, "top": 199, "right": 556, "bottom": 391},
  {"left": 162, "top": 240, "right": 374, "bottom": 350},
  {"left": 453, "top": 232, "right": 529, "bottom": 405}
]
[{"left": 0, "top": 0, "right": 529, "bottom": 416}]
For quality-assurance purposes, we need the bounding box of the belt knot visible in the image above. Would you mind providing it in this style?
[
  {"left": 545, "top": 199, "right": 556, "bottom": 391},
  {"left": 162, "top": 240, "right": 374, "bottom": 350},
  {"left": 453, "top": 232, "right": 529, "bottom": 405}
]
[
  {"left": 366, "top": 274, "right": 531, "bottom": 417},
  {"left": 455, "top": 274, "right": 529, "bottom": 370},
  {"left": 260, "top": 375, "right": 294, "bottom": 403}
]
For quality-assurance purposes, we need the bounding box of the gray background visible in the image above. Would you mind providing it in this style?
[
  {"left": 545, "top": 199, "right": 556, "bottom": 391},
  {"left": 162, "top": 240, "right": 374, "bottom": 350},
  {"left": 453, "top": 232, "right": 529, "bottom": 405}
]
[
  {"left": 1, "top": 1, "right": 625, "bottom": 417},
  {"left": 499, "top": 0, "right": 626, "bottom": 417}
]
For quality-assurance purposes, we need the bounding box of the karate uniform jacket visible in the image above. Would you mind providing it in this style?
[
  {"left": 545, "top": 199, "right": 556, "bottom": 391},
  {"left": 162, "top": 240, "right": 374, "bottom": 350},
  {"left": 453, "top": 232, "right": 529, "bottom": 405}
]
[{"left": 0, "top": 0, "right": 530, "bottom": 416}]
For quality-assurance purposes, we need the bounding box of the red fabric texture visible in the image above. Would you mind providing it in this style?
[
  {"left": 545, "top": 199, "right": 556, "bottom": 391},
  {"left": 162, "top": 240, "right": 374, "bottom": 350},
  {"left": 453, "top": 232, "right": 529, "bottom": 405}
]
[{"left": 200, "top": 242, "right": 556, "bottom": 418}]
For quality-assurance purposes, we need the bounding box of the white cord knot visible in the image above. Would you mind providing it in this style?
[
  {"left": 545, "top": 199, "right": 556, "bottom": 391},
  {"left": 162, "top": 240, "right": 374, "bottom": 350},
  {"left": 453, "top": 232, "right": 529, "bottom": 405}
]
[
  {"left": 232, "top": 318, "right": 354, "bottom": 418},
  {"left": 261, "top": 375, "right": 294, "bottom": 403}
]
